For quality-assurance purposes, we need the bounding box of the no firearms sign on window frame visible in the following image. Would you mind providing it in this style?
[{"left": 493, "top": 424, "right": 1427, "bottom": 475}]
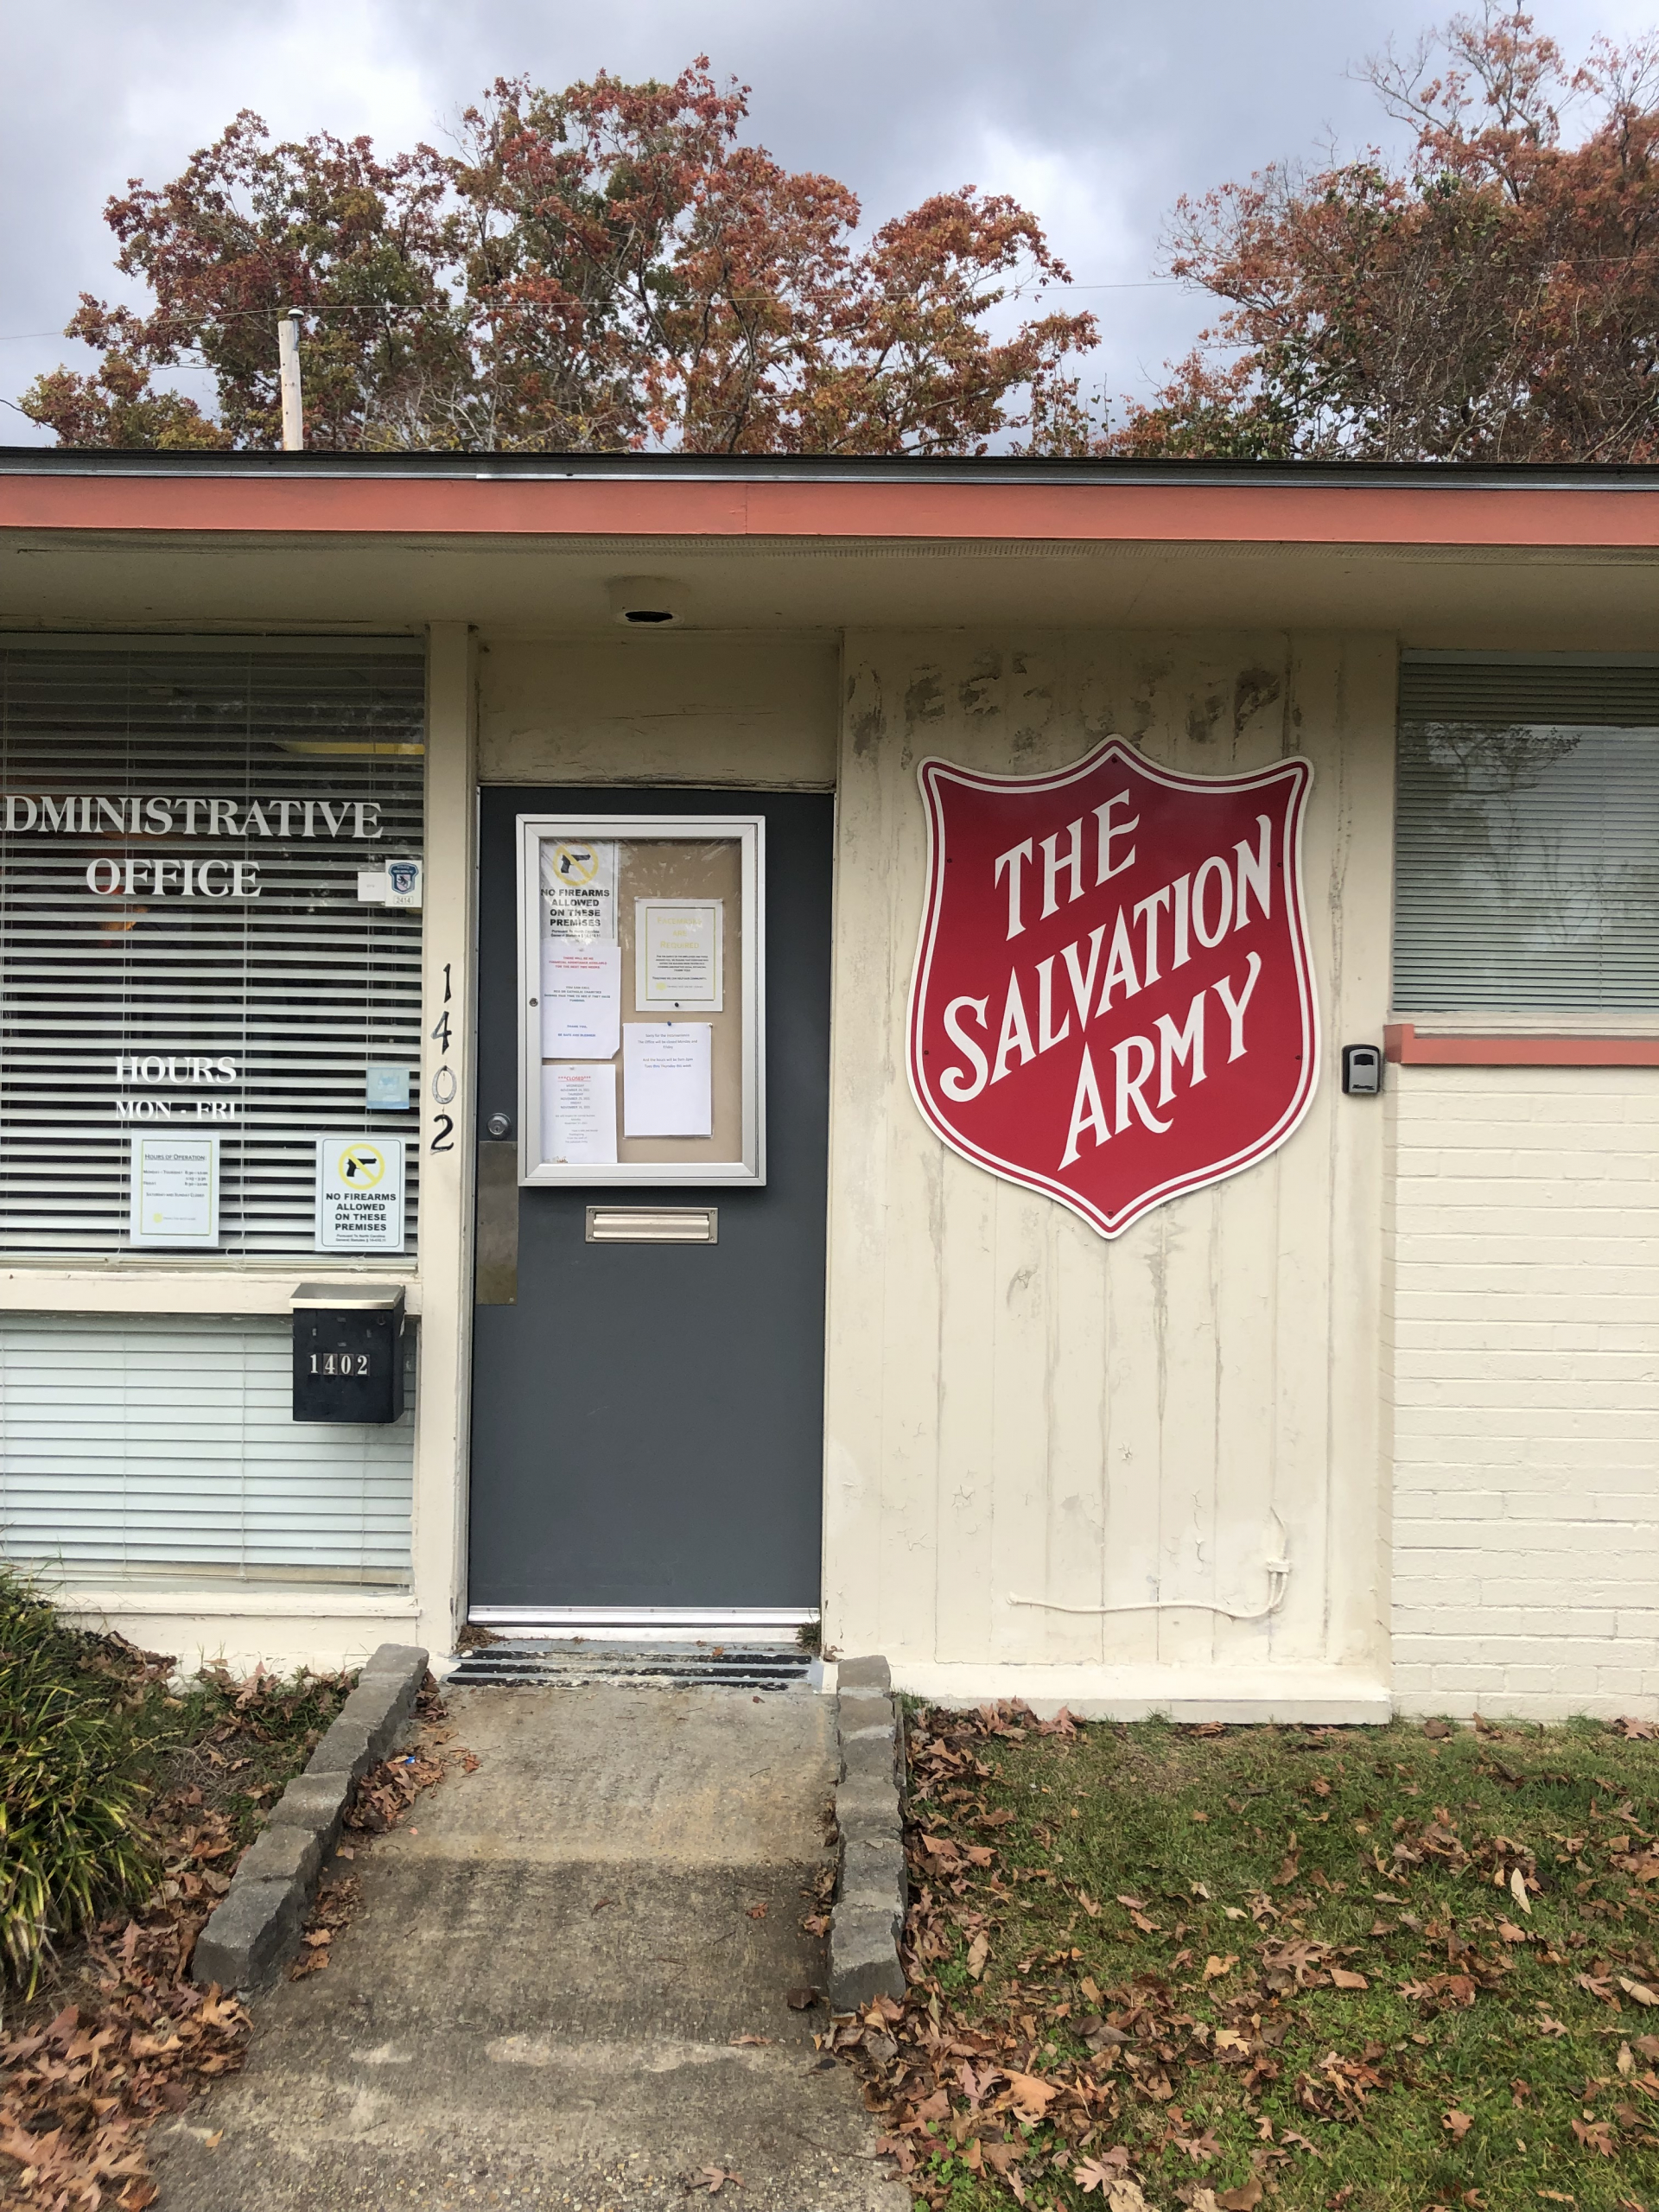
[{"left": 906, "top": 738, "right": 1318, "bottom": 1239}]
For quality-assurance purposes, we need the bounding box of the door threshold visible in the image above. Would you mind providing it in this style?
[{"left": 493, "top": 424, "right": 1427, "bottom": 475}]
[
  {"left": 467, "top": 1605, "right": 817, "bottom": 1643},
  {"left": 447, "top": 1639, "right": 817, "bottom": 1690}
]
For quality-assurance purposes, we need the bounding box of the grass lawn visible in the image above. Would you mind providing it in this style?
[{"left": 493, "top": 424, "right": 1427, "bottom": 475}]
[{"left": 836, "top": 1704, "right": 1659, "bottom": 2212}]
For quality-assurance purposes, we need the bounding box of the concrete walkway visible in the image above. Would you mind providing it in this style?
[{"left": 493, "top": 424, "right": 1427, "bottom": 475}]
[{"left": 154, "top": 1685, "right": 908, "bottom": 2212}]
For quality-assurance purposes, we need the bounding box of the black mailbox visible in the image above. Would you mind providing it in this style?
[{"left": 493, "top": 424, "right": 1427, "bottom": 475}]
[{"left": 292, "top": 1283, "right": 406, "bottom": 1424}]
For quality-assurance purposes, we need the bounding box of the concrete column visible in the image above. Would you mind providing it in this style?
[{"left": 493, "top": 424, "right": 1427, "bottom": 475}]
[{"left": 410, "top": 622, "right": 478, "bottom": 1657}]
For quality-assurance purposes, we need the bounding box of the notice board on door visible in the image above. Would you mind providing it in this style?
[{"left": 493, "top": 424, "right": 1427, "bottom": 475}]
[{"left": 515, "top": 815, "right": 764, "bottom": 1187}]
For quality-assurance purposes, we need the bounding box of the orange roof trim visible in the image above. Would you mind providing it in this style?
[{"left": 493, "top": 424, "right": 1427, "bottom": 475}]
[{"left": 6, "top": 467, "right": 1659, "bottom": 549}]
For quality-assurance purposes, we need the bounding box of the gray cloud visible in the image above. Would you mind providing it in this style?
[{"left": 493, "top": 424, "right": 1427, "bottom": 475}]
[{"left": 3, "top": 0, "right": 1649, "bottom": 442}]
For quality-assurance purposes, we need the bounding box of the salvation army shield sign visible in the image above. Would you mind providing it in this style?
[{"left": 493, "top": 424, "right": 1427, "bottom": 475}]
[{"left": 906, "top": 739, "right": 1318, "bottom": 1238}]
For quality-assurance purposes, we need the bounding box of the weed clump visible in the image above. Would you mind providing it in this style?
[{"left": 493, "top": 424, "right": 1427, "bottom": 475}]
[{"left": 0, "top": 1572, "right": 156, "bottom": 1991}]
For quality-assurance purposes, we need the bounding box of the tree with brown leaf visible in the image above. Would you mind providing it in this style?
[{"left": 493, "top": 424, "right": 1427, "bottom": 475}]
[
  {"left": 22, "top": 61, "right": 1096, "bottom": 456},
  {"left": 1111, "top": 6, "right": 1659, "bottom": 461}
]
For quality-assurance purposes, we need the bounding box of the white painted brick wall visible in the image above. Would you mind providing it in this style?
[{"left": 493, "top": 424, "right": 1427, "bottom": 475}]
[{"left": 1391, "top": 1067, "right": 1659, "bottom": 1719}]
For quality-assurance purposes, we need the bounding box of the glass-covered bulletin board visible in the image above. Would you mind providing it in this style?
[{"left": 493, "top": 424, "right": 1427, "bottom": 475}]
[{"left": 516, "top": 816, "right": 764, "bottom": 1185}]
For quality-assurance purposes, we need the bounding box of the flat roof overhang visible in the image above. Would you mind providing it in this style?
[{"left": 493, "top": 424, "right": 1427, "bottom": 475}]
[{"left": 5, "top": 450, "right": 1659, "bottom": 644}]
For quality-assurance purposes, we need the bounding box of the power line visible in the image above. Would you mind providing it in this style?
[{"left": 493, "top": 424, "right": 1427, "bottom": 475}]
[{"left": 0, "top": 279, "right": 1192, "bottom": 346}]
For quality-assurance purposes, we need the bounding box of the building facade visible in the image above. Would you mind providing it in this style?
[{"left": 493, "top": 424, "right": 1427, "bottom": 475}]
[{"left": 1, "top": 452, "right": 1656, "bottom": 1721}]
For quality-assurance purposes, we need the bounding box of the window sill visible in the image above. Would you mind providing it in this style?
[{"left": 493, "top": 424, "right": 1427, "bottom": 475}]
[
  {"left": 1385, "top": 1020, "right": 1659, "bottom": 1067},
  {"left": 0, "top": 1268, "right": 422, "bottom": 1316},
  {"left": 56, "top": 1586, "right": 418, "bottom": 1618}
]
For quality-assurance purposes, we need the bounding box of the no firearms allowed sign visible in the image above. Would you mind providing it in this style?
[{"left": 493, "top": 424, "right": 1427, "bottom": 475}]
[{"left": 316, "top": 1136, "right": 406, "bottom": 1251}]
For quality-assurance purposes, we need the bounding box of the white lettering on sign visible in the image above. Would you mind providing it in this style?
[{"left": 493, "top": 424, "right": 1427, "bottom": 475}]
[
  {"left": 86, "top": 857, "right": 264, "bottom": 900},
  {"left": 3, "top": 794, "right": 393, "bottom": 901},
  {"left": 309, "top": 1351, "right": 372, "bottom": 1376},
  {"left": 114, "top": 1052, "right": 242, "bottom": 1122},
  {"left": 956, "top": 814, "right": 1276, "bottom": 1110},
  {"left": 3, "top": 795, "right": 384, "bottom": 839},
  {"left": 908, "top": 736, "right": 1317, "bottom": 1243}
]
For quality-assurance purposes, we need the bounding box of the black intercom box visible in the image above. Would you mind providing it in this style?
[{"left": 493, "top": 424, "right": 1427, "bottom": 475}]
[{"left": 292, "top": 1283, "right": 406, "bottom": 1424}]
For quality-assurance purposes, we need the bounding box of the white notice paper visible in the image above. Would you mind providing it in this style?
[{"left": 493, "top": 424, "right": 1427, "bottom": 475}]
[
  {"left": 130, "top": 1134, "right": 219, "bottom": 1248},
  {"left": 623, "top": 1022, "right": 713, "bottom": 1137},
  {"left": 540, "top": 838, "right": 617, "bottom": 944},
  {"left": 636, "top": 899, "right": 723, "bottom": 1012},
  {"left": 542, "top": 1063, "right": 619, "bottom": 1165},
  {"left": 316, "top": 1136, "right": 406, "bottom": 1252},
  {"left": 540, "top": 941, "right": 622, "bottom": 1058}
]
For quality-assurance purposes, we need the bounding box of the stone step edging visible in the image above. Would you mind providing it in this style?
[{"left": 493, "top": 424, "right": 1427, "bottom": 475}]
[
  {"left": 828, "top": 1654, "right": 907, "bottom": 2010},
  {"left": 191, "top": 1642, "right": 429, "bottom": 1994}
]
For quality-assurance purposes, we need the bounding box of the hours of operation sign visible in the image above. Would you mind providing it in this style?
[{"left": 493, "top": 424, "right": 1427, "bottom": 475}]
[{"left": 316, "top": 1137, "right": 406, "bottom": 1252}]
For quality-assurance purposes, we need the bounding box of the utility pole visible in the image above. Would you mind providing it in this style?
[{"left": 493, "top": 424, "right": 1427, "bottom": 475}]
[{"left": 277, "top": 312, "right": 303, "bottom": 451}]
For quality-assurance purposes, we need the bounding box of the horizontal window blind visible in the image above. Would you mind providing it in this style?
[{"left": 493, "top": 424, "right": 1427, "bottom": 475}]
[
  {"left": 1395, "top": 658, "right": 1659, "bottom": 1012},
  {"left": 0, "top": 1315, "right": 413, "bottom": 1585},
  {"left": 0, "top": 640, "right": 424, "bottom": 1253}
]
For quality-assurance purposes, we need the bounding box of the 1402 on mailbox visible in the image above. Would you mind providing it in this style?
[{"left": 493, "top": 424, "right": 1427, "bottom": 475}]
[{"left": 291, "top": 1283, "right": 407, "bottom": 1424}]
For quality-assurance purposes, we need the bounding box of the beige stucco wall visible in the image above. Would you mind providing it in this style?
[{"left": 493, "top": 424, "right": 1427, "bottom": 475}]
[
  {"left": 820, "top": 631, "right": 1398, "bottom": 1716},
  {"left": 477, "top": 633, "right": 838, "bottom": 787},
  {"left": 1390, "top": 1065, "right": 1659, "bottom": 1720}
]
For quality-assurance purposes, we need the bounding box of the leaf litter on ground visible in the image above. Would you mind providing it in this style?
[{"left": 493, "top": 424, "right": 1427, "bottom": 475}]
[
  {"left": 824, "top": 1703, "right": 1659, "bottom": 2212},
  {"left": 0, "top": 1652, "right": 474, "bottom": 2209}
]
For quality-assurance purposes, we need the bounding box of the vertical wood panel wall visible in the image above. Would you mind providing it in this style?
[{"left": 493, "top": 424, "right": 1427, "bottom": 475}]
[{"left": 823, "top": 629, "right": 1397, "bottom": 1702}]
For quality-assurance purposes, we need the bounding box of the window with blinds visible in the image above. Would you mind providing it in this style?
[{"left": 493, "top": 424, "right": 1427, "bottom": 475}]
[
  {"left": 1395, "top": 655, "right": 1659, "bottom": 1012},
  {"left": 0, "top": 639, "right": 424, "bottom": 1254},
  {"left": 0, "top": 1314, "right": 413, "bottom": 1586}
]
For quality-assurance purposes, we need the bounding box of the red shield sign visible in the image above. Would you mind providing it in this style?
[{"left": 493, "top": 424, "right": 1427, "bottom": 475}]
[{"left": 907, "top": 739, "right": 1318, "bottom": 1238}]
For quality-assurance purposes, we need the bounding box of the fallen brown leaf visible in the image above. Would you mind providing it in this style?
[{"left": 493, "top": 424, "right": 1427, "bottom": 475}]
[
  {"left": 0, "top": 1656, "right": 417, "bottom": 2212},
  {"left": 1076, "top": 2153, "right": 1148, "bottom": 2208},
  {"left": 1074, "top": 2152, "right": 1128, "bottom": 2196},
  {"left": 1005, "top": 2069, "right": 1056, "bottom": 2120},
  {"left": 1442, "top": 2108, "right": 1474, "bottom": 2140}
]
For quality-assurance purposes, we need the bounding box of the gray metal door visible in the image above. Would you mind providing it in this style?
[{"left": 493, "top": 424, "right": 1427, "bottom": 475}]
[{"left": 468, "top": 787, "right": 832, "bottom": 1613}]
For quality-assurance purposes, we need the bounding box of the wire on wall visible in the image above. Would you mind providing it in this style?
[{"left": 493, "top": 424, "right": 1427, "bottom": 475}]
[{"left": 1006, "top": 1512, "right": 1291, "bottom": 1623}]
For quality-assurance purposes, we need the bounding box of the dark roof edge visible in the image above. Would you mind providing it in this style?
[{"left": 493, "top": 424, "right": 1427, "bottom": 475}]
[{"left": 3, "top": 447, "right": 1659, "bottom": 493}]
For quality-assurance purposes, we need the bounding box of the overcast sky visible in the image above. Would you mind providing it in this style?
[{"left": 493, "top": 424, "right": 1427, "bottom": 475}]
[{"left": 4, "top": 0, "right": 1655, "bottom": 444}]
